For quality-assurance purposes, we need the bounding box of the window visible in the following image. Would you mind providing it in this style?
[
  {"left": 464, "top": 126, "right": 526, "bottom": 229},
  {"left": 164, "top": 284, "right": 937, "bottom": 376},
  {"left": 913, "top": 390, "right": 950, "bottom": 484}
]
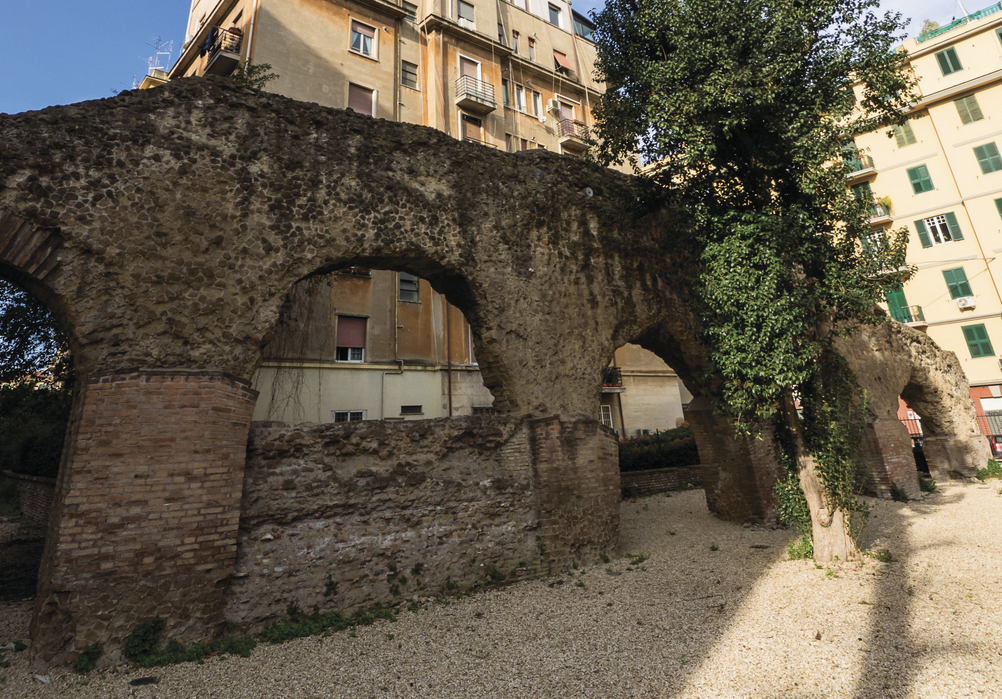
[
  {"left": 400, "top": 405, "right": 423, "bottom": 415},
  {"left": 915, "top": 212, "right": 963, "bottom": 248},
  {"left": 403, "top": 1, "right": 417, "bottom": 20},
  {"left": 502, "top": 80, "right": 510, "bottom": 106},
  {"left": 893, "top": 121, "right": 916, "bottom": 148},
  {"left": 461, "top": 113, "right": 483, "bottom": 143},
  {"left": 512, "top": 30, "right": 519, "bottom": 53},
  {"left": 528, "top": 38, "right": 536, "bottom": 61},
  {"left": 520, "top": 137, "right": 529, "bottom": 151},
  {"left": 974, "top": 143, "right": 1002, "bottom": 174},
  {"left": 333, "top": 410, "right": 366, "bottom": 422},
  {"left": 935, "top": 47, "right": 962, "bottom": 75},
  {"left": 573, "top": 13, "right": 594, "bottom": 41},
  {"left": 955, "top": 95, "right": 984, "bottom": 125},
  {"left": 399, "top": 272, "right": 419, "bottom": 302},
  {"left": 963, "top": 324, "right": 994, "bottom": 358},
  {"left": 457, "top": 0, "right": 474, "bottom": 26},
  {"left": 599, "top": 405, "right": 614, "bottom": 428},
  {"left": 996, "top": 198, "right": 1002, "bottom": 219},
  {"left": 515, "top": 85, "right": 526, "bottom": 112},
  {"left": 335, "top": 316, "right": 367, "bottom": 362},
  {"left": 498, "top": 23, "right": 504, "bottom": 44},
  {"left": 885, "top": 284, "right": 913, "bottom": 323},
  {"left": 401, "top": 61, "right": 418, "bottom": 89},
  {"left": 943, "top": 267, "right": 973, "bottom": 299},
  {"left": 347, "top": 83, "right": 374, "bottom": 116},
  {"left": 907, "top": 165, "right": 934, "bottom": 194},
  {"left": 554, "top": 50, "right": 575, "bottom": 76},
  {"left": 472, "top": 406, "right": 497, "bottom": 415},
  {"left": 531, "top": 90, "right": 541, "bottom": 116},
  {"left": 350, "top": 20, "right": 376, "bottom": 58},
  {"left": 850, "top": 182, "right": 873, "bottom": 203},
  {"left": 548, "top": 3, "right": 562, "bottom": 26},
  {"left": 339, "top": 266, "right": 371, "bottom": 276}
]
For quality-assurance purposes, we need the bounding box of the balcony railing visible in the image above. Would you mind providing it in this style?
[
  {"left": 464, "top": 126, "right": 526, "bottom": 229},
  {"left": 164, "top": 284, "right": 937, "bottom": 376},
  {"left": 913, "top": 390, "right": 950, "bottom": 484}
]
[
  {"left": 916, "top": 2, "right": 1001, "bottom": 42},
  {"left": 455, "top": 75, "right": 496, "bottom": 113},
  {"left": 559, "top": 118, "right": 590, "bottom": 141},
  {"left": 889, "top": 305, "right": 924, "bottom": 324},
  {"left": 602, "top": 366, "right": 623, "bottom": 387},
  {"left": 845, "top": 154, "right": 875, "bottom": 175},
  {"left": 869, "top": 203, "right": 891, "bottom": 220},
  {"left": 205, "top": 27, "right": 243, "bottom": 76}
]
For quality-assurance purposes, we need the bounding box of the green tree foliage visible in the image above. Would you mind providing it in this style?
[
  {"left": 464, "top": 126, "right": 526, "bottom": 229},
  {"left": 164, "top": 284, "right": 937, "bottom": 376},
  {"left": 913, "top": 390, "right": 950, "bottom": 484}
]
[
  {"left": 618, "top": 426, "right": 700, "bottom": 472},
  {"left": 0, "top": 280, "right": 70, "bottom": 385},
  {"left": 592, "top": 0, "right": 915, "bottom": 557},
  {"left": 230, "top": 62, "right": 278, "bottom": 90}
]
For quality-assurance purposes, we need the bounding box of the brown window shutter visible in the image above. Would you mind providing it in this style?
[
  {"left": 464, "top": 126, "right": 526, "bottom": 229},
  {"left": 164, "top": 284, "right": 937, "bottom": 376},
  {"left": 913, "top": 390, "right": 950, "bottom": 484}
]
[
  {"left": 348, "top": 84, "right": 373, "bottom": 115},
  {"left": 336, "top": 316, "right": 367, "bottom": 347}
]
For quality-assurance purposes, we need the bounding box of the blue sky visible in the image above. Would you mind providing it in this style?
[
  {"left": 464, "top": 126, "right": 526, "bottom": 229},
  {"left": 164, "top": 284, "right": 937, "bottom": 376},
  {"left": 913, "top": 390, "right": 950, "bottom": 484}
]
[{"left": 0, "top": 0, "right": 988, "bottom": 115}]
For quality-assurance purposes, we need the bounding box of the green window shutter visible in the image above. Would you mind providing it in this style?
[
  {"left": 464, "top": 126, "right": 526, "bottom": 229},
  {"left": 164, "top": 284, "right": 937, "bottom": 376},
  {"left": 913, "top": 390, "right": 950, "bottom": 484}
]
[
  {"left": 944, "top": 211, "right": 964, "bottom": 241},
  {"left": 885, "top": 285, "right": 912, "bottom": 323},
  {"left": 936, "top": 51, "right": 950, "bottom": 74},
  {"left": 851, "top": 182, "right": 872, "bottom": 202},
  {"left": 977, "top": 143, "right": 1002, "bottom": 173},
  {"left": 907, "top": 165, "right": 933, "bottom": 193},
  {"left": 955, "top": 97, "right": 972, "bottom": 124},
  {"left": 995, "top": 198, "right": 1002, "bottom": 219},
  {"left": 963, "top": 324, "right": 994, "bottom": 358},
  {"left": 936, "top": 48, "right": 962, "bottom": 75},
  {"left": 965, "top": 95, "right": 984, "bottom": 122},
  {"left": 915, "top": 219, "right": 932, "bottom": 248},
  {"left": 893, "top": 121, "right": 916, "bottom": 148},
  {"left": 943, "top": 267, "right": 972, "bottom": 299}
]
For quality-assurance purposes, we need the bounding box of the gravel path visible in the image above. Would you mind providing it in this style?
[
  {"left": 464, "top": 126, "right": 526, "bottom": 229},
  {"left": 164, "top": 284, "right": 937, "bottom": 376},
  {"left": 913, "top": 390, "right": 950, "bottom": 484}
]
[{"left": 2, "top": 480, "right": 1001, "bottom": 698}]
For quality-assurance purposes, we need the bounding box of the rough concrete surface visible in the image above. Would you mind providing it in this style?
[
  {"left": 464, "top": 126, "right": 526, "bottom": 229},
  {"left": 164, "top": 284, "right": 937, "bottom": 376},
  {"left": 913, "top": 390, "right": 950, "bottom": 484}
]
[{"left": 3, "top": 481, "right": 1000, "bottom": 698}]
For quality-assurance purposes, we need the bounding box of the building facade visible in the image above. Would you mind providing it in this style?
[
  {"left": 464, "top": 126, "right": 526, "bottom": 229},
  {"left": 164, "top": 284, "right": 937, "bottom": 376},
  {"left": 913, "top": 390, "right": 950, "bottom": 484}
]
[
  {"left": 852, "top": 2, "right": 1002, "bottom": 448},
  {"left": 167, "top": 0, "right": 688, "bottom": 433}
]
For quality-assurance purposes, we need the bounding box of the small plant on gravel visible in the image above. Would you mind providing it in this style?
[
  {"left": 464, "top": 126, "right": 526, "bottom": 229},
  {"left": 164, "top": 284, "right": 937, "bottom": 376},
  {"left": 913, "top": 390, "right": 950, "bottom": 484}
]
[
  {"left": 625, "top": 553, "right": 649, "bottom": 566},
  {"left": 709, "top": 543, "right": 719, "bottom": 551},
  {"left": 259, "top": 603, "right": 395, "bottom": 645},
  {"left": 600, "top": 554, "right": 611, "bottom": 564},
  {"left": 575, "top": 581, "right": 586, "bottom": 588},
  {"left": 905, "top": 584, "right": 915, "bottom": 596},
  {"left": 124, "top": 617, "right": 256, "bottom": 668},
  {"left": 787, "top": 535, "right": 813, "bottom": 560},
  {"left": 486, "top": 567, "right": 506, "bottom": 583},
  {"left": 824, "top": 568, "right": 838, "bottom": 579},
  {"left": 890, "top": 483, "right": 910, "bottom": 502},
  {"left": 410, "top": 562, "right": 424, "bottom": 576},
  {"left": 919, "top": 476, "right": 937, "bottom": 493},
  {"left": 869, "top": 549, "right": 894, "bottom": 563},
  {"left": 324, "top": 574, "right": 339, "bottom": 598},
  {"left": 976, "top": 459, "right": 1002, "bottom": 481},
  {"left": 12, "top": 641, "right": 26, "bottom": 652},
  {"left": 73, "top": 644, "right": 103, "bottom": 674}
]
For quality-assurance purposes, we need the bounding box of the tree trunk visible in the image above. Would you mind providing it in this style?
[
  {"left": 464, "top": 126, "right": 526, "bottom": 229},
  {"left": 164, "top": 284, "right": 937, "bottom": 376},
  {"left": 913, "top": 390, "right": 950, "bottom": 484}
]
[{"left": 781, "top": 394, "right": 859, "bottom": 563}]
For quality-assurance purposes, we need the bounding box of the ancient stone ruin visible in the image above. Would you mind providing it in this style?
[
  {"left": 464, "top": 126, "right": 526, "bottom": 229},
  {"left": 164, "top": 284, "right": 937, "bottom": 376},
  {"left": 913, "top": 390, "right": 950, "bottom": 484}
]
[{"left": 0, "top": 77, "right": 987, "bottom": 666}]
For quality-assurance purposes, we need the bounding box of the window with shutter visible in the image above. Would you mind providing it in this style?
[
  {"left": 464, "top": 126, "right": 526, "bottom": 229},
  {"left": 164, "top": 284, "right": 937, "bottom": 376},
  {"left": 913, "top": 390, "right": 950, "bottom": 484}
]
[
  {"left": 907, "top": 165, "right": 934, "bottom": 194},
  {"left": 403, "top": 2, "right": 417, "bottom": 20},
  {"left": 996, "top": 198, "right": 1002, "bottom": 220},
  {"left": 458, "top": 0, "right": 474, "bottom": 24},
  {"left": 401, "top": 61, "right": 418, "bottom": 89},
  {"left": 954, "top": 95, "right": 984, "bottom": 125},
  {"left": 335, "top": 316, "right": 367, "bottom": 362},
  {"left": 885, "top": 284, "right": 912, "bottom": 323},
  {"left": 399, "top": 272, "right": 419, "bottom": 302},
  {"left": 974, "top": 143, "right": 1002, "bottom": 174},
  {"left": 920, "top": 213, "right": 961, "bottom": 246},
  {"left": 347, "top": 83, "right": 374, "bottom": 116},
  {"left": 935, "top": 47, "right": 962, "bottom": 75},
  {"left": 943, "top": 267, "right": 973, "bottom": 299},
  {"left": 350, "top": 20, "right": 376, "bottom": 58},
  {"left": 600, "top": 405, "right": 614, "bottom": 428},
  {"left": 893, "top": 121, "right": 916, "bottom": 148},
  {"left": 333, "top": 410, "right": 366, "bottom": 422},
  {"left": 962, "top": 324, "right": 994, "bottom": 358}
]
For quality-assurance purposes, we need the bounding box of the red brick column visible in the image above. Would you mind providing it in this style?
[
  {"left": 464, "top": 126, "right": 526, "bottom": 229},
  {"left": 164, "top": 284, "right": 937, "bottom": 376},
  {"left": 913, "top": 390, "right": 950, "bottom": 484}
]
[
  {"left": 527, "top": 416, "right": 620, "bottom": 570},
  {"left": 30, "top": 371, "right": 258, "bottom": 667},
  {"left": 686, "top": 397, "right": 782, "bottom": 524},
  {"left": 859, "top": 417, "right": 920, "bottom": 499}
]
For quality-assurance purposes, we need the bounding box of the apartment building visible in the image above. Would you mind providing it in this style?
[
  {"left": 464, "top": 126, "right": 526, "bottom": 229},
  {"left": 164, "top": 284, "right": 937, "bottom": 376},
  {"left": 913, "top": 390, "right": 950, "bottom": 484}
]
[
  {"left": 850, "top": 2, "right": 1002, "bottom": 447},
  {"left": 167, "top": 0, "right": 689, "bottom": 434}
]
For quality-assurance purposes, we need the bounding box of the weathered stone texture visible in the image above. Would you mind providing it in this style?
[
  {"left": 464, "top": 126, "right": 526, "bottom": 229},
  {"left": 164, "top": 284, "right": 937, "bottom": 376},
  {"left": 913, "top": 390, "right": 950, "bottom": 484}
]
[
  {"left": 620, "top": 466, "right": 702, "bottom": 497},
  {"left": 1, "top": 470, "right": 56, "bottom": 525},
  {"left": 228, "top": 415, "right": 617, "bottom": 627},
  {"left": 30, "top": 371, "right": 258, "bottom": 666}
]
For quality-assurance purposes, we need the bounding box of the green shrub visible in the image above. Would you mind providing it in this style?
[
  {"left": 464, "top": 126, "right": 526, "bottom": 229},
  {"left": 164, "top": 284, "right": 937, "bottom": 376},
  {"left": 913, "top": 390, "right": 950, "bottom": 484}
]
[
  {"left": 123, "top": 617, "right": 165, "bottom": 662},
  {"left": 72, "top": 644, "right": 102, "bottom": 674},
  {"left": 976, "top": 459, "right": 1002, "bottom": 481},
  {"left": 786, "top": 535, "right": 813, "bottom": 560},
  {"left": 919, "top": 476, "right": 937, "bottom": 493},
  {"left": 618, "top": 426, "right": 699, "bottom": 472},
  {"left": 773, "top": 474, "right": 812, "bottom": 538},
  {"left": 123, "top": 617, "right": 256, "bottom": 668},
  {"left": 0, "top": 384, "right": 72, "bottom": 479},
  {"left": 0, "top": 476, "right": 19, "bottom": 518},
  {"left": 890, "top": 483, "right": 909, "bottom": 502},
  {"left": 258, "top": 603, "right": 395, "bottom": 645}
]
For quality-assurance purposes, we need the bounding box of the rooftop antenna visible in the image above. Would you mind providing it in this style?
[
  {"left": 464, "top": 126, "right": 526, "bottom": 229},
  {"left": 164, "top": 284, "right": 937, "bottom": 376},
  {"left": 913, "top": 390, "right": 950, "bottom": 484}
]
[
  {"left": 145, "top": 37, "right": 174, "bottom": 76},
  {"left": 957, "top": 0, "right": 970, "bottom": 16}
]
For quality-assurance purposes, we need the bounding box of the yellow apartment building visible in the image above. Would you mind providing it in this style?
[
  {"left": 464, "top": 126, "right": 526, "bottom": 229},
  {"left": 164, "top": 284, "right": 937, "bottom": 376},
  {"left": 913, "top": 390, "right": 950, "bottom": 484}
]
[
  {"left": 852, "top": 1, "right": 1002, "bottom": 446},
  {"left": 166, "top": 0, "right": 690, "bottom": 434}
]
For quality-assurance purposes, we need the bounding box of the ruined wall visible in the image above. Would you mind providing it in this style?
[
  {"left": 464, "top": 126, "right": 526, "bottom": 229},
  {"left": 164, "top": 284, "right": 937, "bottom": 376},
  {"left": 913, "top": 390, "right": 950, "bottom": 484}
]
[
  {"left": 1, "top": 471, "right": 56, "bottom": 525},
  {"left": 227, "top": 415, "right": 618, "bottom": 627}
]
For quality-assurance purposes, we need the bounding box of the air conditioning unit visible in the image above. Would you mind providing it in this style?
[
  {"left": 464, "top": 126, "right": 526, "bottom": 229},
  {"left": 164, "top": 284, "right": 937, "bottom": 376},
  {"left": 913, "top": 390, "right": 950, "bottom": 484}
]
[
  {"left": 957, "top": 296, "right": 977, "bottom": 310},
  {"left": 546, "top": 98, "right": 560, "bottom": 114}
]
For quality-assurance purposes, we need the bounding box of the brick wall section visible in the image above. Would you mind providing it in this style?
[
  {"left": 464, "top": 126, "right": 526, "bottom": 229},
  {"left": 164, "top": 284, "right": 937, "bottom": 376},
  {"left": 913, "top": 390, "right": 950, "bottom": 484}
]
[
  {"left": 527, "top": 416, "right": 621, "bottom": 571},
  {"left": 2, "top": 470, "right": 56, "bottom": 524},
  {"left": 859, "top": 417, "right": 920, "bottom": 498},
  {"left": 687, "top": 398, "right": 781, "bottom": 524},
  {"left": 30, "top": 371, "right": 258, "bottom": 667},
  {"left": 620, "top": 466, "right": 702, "bottom": 497}
]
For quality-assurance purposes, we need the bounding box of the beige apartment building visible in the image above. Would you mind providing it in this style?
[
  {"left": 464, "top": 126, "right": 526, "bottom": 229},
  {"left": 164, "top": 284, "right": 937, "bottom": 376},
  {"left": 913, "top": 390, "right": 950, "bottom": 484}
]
[
  {"left": 167, "top": 0, "right": 689, "bottom": 434},
  {"left": 851, "top": 2, "right": 1002, "bottom": 448}
]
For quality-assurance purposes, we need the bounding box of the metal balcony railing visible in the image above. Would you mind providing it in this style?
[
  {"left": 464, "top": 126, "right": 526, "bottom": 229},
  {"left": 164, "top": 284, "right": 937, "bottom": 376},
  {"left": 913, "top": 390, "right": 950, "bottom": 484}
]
[
  {"left": 209, "top": 27, "right": 242, "bottom": 57},
  {"left": 455, "top": 75, "right": 495, "bottom": 109},
  {"left": 889, "top": 305, "right": 924, "bottom": 324},
  {"left": 603, "top": 366, "right": 622, "bottom": 386},
  {"left": 916, "top": 2, "right": 1001, "bottom": 42},
  {"left": 845, "top": 154, "right": 875, "bottom": 174},
  {"left": 559, "top": 118, "right": 589, "bottom": 140},
  {"left": 869, "top": 203, "right": 891, "bottom": 219}
]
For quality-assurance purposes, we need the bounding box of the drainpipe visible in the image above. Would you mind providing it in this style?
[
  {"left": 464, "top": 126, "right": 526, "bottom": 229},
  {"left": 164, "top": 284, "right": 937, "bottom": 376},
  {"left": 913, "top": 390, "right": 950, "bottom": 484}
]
[
  {"left": 613, "top": 352, "right": 627, "bottom": 438},
  {"left": 381, "top": 360, "right": 405, "bottom": 420},
  {"left": 446, "top": 297, "right": 454, "bottom": 416},
  {"left": 246, "top": 0, "right": 262, "bottom": 63}
]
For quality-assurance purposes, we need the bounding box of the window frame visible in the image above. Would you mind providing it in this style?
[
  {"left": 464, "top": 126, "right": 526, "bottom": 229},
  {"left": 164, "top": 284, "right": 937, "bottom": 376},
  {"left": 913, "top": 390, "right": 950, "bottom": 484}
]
[
  {"left": 915, "top": 212, "right": 963, "bottom": 248},
  {"left": 548, "top": 3, "right": 562, "bottom": 27},
  {"left": 974, "top": 142, "right": 1002, "bottom": 174},
  {"left": 515, "top": 85, "right": 526, "bottom": 112},
  {"left": 399, "top": 271, "right": 420, "bottom": 303},
  {"left": 893, "top": 121, "right": 916, "bottom": 148},
  {"left": 457, "top": 0, "right": 475, "bottom": 27},
  {"left": 599, "top": 405, "right": 614, "bottom": 429},
  {"left": 333, "top": 410, "right": 366, "bottom": 423},
  {"left": 531, "top": 90, "right": 542, "bottom": 117},
  {"left": 955, "top": 94, "right": 984, "bottom": 125},
  {"left": 935, "top": 47, "right": 962, "bottom": 76},
  {"left": 349, "top": 19, "right": 378, "bottom": 60},
  {"left": 962, "top": 324, "right": 994, "bottom": 358},
  {"left": 401, "top": 60, "right": 418, "bottom": 89},
  {"left": 528, "top": 37, "right": 536, "bottom": 61},
  {"left": 346, "top": 82, "right": 377, "bottom": 117},
  {"left": 943, "top": 267, "right": 973, "bottom": 299},
  {"left": 400, "top": 405, "right": 424, "bottom": 415},
  {"left": 907, "top": 164, "right": 934, "bottom": 194},
  {"left": 403, "top": 1, "right": 417, "bottom": 21}
]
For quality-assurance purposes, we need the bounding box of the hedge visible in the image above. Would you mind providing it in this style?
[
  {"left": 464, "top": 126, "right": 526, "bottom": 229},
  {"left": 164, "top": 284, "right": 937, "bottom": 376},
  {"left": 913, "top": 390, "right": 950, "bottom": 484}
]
[{"left": 618, "top": 426, "right": 700, "bottom": 472}]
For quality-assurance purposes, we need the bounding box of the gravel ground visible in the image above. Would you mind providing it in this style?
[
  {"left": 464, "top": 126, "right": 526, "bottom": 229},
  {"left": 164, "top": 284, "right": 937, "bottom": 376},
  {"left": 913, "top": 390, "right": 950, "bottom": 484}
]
[{"left": 2, "top": 480, "right": 1001, "bottom": 698}]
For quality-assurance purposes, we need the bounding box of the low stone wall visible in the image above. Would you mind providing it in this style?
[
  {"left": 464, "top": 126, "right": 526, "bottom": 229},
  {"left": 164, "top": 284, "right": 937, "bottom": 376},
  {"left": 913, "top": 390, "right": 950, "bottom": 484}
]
[
  {"left": 227, "top": 415, "right": 618, "bottom": 627},
  {"left": 2, "top": 470, "right": 56, "bottom": 524},
  {"left": 620, "top": 466, "right": 702, "bottom": 497}
]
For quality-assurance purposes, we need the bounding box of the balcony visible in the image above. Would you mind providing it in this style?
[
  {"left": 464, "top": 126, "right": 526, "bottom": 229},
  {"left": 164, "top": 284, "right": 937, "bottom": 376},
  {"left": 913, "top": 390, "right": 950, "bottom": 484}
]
[
  {"left": 869, "top": 203, "right": 892, "bottom": 226},
  {"left": 455, "top": 76, "right": 496, "bottom": 114},
  {"left": 602, "top": 366, "right": 624, "bottom": 393},
  {"left": 558, "top": 118, "right": 590, "bottom": 152},
  {"left": 890, "top": 305, "right": 927, "bottom": 329},
  {"left": 205, "top": 27, "right": 242, "bottom": 76},
  {"left": 845, "top": 154, "right": 876, "bottom": 181}
]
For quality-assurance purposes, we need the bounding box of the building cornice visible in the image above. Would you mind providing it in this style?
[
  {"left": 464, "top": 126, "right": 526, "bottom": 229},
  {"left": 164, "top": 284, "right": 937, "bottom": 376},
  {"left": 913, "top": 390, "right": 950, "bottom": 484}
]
[{"left": 907, "top": 68, "right": 1002, "bottom": 113}]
